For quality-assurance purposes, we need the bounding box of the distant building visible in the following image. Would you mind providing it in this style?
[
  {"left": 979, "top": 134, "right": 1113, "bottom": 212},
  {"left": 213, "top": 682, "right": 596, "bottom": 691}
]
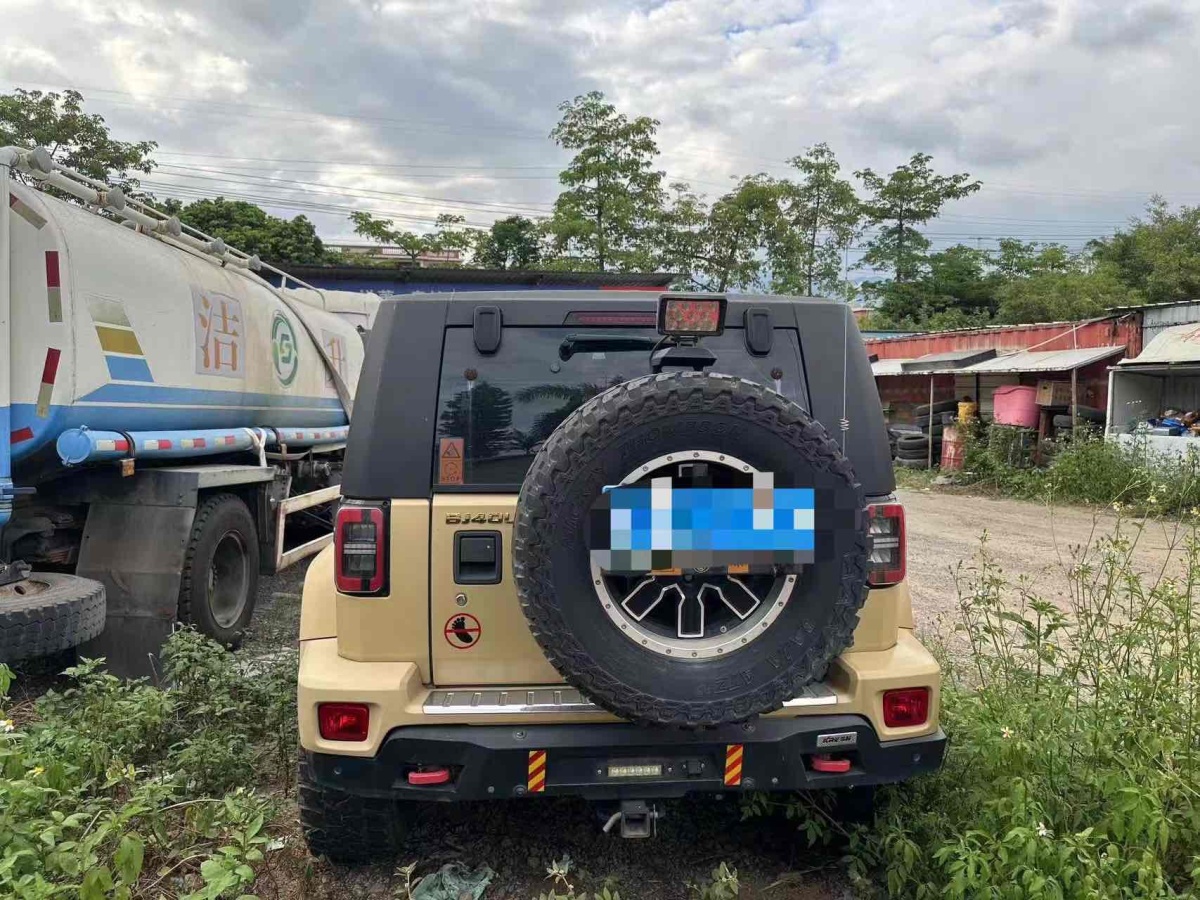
[{"left": 324, "top": 242, "right": 463, "bottom": 267}]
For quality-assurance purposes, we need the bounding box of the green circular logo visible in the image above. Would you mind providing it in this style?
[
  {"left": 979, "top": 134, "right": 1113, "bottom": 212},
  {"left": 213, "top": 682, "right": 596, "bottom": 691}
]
[{"left": 271, "top": 312, "right": 299, "bottom": 386}]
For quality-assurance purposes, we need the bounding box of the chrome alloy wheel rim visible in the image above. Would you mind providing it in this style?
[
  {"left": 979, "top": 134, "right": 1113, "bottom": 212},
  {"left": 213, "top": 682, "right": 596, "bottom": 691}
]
[{"left": 590, "top": 450, "right": 797, "bottom": 660}]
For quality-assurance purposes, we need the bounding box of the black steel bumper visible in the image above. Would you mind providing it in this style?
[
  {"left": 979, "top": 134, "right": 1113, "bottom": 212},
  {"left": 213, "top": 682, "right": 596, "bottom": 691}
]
[{"left": 305, "top": 714, "right": 947, "bottom": 802}]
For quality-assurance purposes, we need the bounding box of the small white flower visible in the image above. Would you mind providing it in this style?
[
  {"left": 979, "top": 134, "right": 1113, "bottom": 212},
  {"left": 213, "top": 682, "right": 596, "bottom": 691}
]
[
  {"left": 1036, "top": 822, "right": 1051, "bottom": 838},
  {"left": 0, "top": 720, "right": 13, "bottom": 733},
  {"left": 1001, "top": 727, "right": 1013, "bottom": 739}
]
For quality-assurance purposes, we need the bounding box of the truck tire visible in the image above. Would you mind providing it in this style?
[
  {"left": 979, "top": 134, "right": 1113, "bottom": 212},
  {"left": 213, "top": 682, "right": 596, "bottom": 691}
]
[
  {"left": 298, "top": 752, "right": 404, "bottom": 863},
  {"left": 513, "top": 372, "right": 870, "bottom": 728},
  {"left": 0, "top": 572, "right": 106, "bottom": 663},
  {"left": 914, "top": 399, "right": 957, "bottom": 417},
  {"left": 178, "top": 493, "right": 259, "bottom": 647}
]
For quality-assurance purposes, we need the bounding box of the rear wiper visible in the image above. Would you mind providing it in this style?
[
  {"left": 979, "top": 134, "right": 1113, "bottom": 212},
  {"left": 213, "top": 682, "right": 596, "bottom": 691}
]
[{"left": 558, "top": 333, "right": 660, "bottom": 361}]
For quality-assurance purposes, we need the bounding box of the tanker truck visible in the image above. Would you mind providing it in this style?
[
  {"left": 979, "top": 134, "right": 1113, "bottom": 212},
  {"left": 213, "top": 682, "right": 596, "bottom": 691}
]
[{"left": 0, "top": 146, "right": 368, "bottom": 675}]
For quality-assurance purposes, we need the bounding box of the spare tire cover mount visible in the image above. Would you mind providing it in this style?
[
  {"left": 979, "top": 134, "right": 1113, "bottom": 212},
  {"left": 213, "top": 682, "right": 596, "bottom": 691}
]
[{"left": 591, "top": 449, "right": 797, "bottom": 660}]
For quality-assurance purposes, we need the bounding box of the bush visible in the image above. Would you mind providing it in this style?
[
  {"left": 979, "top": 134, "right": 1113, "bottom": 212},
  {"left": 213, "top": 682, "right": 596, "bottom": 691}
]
[
  {"left": 958, "top": 426, "right": 1200, "bottom": 516},
  {"left": 847, "top": 523, "right": 1200, "bottom": 898},
  {"left": 0, "top": 630, "right": 297, "bottom": 899}
]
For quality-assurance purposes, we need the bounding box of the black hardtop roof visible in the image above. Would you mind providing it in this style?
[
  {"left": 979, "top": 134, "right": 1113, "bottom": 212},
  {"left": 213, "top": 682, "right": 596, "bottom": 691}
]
[{"left": 385, "top": 291, "right": 843, "bottom": 327}]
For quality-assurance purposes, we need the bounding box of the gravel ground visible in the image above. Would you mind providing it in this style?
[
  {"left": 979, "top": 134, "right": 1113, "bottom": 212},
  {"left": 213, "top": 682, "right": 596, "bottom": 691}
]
[{"left": 898, "top": 487, "right": 1192, "bottom": 629}]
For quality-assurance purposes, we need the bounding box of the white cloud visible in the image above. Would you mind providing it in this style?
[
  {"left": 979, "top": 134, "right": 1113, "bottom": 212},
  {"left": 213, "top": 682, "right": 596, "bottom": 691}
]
[{"left": 0, "top": 0, "right": 1196, "bottom": 251}]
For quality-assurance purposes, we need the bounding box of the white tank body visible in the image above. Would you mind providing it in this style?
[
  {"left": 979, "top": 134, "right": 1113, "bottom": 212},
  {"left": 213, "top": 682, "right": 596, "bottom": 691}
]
[{"left": 7, "top": 181, "right": 364, "bottom": 467}]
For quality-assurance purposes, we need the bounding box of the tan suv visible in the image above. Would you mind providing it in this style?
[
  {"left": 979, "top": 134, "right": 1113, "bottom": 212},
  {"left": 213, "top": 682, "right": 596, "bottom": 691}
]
[{"left": 297, "top": 292, "right": 943, "bottom": 860}]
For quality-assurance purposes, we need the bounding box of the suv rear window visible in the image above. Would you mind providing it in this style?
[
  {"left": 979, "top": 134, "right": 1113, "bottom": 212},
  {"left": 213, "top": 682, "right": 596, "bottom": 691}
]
[{"left": 434, "top": 327, "right": 807, "bottom": 487}]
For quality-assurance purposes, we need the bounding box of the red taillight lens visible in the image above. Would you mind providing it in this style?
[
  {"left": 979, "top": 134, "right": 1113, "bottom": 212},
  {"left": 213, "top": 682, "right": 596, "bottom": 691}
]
[
  {"left": 318, "top": 702, "right": 370, "bottom": 741},
  {"left": 883, "top": 687, "right": 930, "bottom": 728},
  {"left": 867, "top": 502, "right": 905, "bottom": 586},
  {"left": 335, "top": 502, "right": 387, "bottom": 595}
]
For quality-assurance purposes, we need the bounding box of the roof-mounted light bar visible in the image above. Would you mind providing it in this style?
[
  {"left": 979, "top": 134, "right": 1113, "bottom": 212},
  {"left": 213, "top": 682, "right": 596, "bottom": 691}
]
[{"left": 657, "top": 294, "right": 727, "bottom": 338}]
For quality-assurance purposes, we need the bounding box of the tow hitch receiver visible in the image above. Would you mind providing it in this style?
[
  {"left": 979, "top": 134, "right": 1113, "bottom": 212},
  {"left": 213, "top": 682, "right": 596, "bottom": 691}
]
[{"left": 602, "top": 800, "right": 663, "bottom": 838}]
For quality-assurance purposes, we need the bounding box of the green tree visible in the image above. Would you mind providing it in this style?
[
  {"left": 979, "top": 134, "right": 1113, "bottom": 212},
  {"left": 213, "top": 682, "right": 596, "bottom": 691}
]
[
  {"left": 659, "top": 176, "right": 780, "bottom": 291},
  {"left": 1090, "top": 197, "right": 1200, "bottom": 305},
  {"left": 994, "top": 268, "right": 1126, "bottom": 325},
  {"left": 771, "top": 143, "right": 861, "bottom": 296},
  {"left": 995, "top": 238, "right": 1076, "bottom": 279},
  {"left": 474, "top": 215, "right": 541, "bottom": 269},
  {"left": 546, "top": 91, "right": 664, "bottom": 271},
  {"left": 855, "top": 153, "right": 981, "bottom": 283},
  {"left": 349, "top": 211, "right": 471, "bottom": 265},
  {"left": 171, "top": 197, "right": 326, "bottom": 265},
  {"left": 867, "top": 244, "right": 1000, "bottom": 329},
  {"left": 0, "top": 88, "right": 155, "bottom": 190}
]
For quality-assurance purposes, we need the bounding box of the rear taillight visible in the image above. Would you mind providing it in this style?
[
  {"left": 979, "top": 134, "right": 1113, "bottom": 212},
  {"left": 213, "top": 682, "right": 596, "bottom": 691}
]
[
  {"left": 318, "top": 702, "right": 370, "bottom": 741},
  {"left": 866, "top": 502, "right": 905, "bottom": 586},
  {"left": 883, "top": 687, "right": 930, "bottom": 728},
  {"left": 335, "top": 501, "right": 388, "bottom": 595}
]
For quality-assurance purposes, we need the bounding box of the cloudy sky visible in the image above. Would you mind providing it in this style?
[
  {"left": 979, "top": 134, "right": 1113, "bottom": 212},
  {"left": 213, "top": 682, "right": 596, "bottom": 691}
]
[{"left": 2, "top": 0, "right": 1198, "bottom": 266}]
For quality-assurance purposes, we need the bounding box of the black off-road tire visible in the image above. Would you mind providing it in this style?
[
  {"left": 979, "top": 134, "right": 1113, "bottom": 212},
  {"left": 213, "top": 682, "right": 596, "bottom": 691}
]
[
  {"left": 178, "top": 493, "right": 259, "bottom": 647},
  {"left": 896, "top": 457, "right": 931, "bottom": 469},
  {"left": 0, "top": 573, "right": 106, "bottom": 663},
  {"left": 914, "top": 399, "right": 957, "bottom": 417},
  {"left": 514, "top": 372, "right": 870, "bottom": 728},
  {"left": 298, "top": 753, "right": 404, "bottom": 863}
]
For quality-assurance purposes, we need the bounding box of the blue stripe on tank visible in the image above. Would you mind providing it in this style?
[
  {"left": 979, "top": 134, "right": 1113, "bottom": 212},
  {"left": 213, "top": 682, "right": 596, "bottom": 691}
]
[{"left": 104, "top": 355, "right": 154, "bottom": 382}]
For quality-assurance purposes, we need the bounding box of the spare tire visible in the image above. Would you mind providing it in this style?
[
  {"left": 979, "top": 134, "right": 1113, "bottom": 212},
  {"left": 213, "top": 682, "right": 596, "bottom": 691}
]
[
  {"left": 0, "top": 573, "right": 106, "bottom": 663},
  {"left": 513, "top": 372, "right": 869, "bottom": 728}
]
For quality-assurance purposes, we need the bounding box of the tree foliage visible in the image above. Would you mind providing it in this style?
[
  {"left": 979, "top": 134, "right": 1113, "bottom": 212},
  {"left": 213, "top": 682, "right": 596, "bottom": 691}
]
[
  {"left": 170, "top": 197, "right": 327, "bottom": 265},
  {"left": 661, "top": 175, "right": 781, "bottom": 291},
  {"left": 1091, "top": 197, "right": 1200, "bottom": 306},
  {"left": 546, "top": 91, "right": 664, "bottom": 271},
  {"left": 0, "top": 88, "right": 156, "bottom": 192},
  {"left": 473, "top": 215, "right": 541, "bottom": 269},
  {"left": 856, "top": 153, "right": 981, "bottom": 283},
  {"left": 771, "top": 143, "right": 861, "bottom": 296},
  {"left": 349, "top": 210, "right": 471, "bottom": 265}
]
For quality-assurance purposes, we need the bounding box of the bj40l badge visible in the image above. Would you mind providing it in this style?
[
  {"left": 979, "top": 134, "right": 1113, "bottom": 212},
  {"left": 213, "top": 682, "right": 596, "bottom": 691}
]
[{"left": 445, "top": 512, "right": 514, "bottom": 525}]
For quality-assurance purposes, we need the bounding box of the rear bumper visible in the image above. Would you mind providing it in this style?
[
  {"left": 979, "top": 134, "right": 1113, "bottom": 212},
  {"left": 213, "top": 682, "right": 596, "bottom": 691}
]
[{"left": 304, "top": 715, "right": 947, "bottom": 802}]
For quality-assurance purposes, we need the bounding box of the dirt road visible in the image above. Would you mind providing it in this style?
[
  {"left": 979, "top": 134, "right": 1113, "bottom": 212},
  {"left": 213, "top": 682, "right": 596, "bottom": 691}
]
[{"left": 900, "top": 488, "right": 1190, "bottom": 628}]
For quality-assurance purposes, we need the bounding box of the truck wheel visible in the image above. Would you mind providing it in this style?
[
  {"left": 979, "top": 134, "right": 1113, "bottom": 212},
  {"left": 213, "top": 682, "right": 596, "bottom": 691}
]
[
  {"left": 298, "top": 752, "right": 404, "bottom": 863},
  {"left": 514, "top": 372, "right": 869, "bottom": 729},
  {"left": 0, "top": 572, "right": 106, "bottom": 663},
  {"left": 178, "top": 493, "right": 259, "bottom": 647}
]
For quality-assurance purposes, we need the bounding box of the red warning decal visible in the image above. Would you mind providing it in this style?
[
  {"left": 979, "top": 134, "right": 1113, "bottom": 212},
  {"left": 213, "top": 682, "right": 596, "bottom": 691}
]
[
  {"left": 439, "top": 437, "right": 465, "bottom": 485},
  {"left": 444, "top": 613, "right": 481, "bottom": 650}
]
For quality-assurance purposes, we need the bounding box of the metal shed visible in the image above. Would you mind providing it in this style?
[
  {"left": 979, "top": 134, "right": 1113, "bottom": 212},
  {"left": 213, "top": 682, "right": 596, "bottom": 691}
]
[{"left": 1108, "top": 323, "right": 1200, "bottom": 456}]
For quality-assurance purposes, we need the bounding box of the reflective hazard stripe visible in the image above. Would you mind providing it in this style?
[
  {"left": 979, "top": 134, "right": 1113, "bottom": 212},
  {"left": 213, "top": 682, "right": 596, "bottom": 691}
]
[
  {"left": 9, "top": 192, "right": 46, "bottom": 229},
  {"left": 45, "top": 251, "right": 62, "bottom": 323},
  {"left": 527, "top": 749, "right": 547, "bottom": 793},
  {"left": 94, "top": 438, "right": 130, "bottom": 453},
  {"left": 723, "top": 744, "right": 743, "bottom": 787},
  {"left": 180, "top": 437, "right": 207, "bottom": 450},
  {"left": 36, "top": 348, "right": 61, "bottom": 418}
]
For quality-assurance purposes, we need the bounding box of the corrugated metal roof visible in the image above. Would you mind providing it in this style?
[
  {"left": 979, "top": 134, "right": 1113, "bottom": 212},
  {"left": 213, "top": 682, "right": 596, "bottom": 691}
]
[
  {"left": 966, "top": 345, "right": 1125, "bottom": 373},
  {"left": 1119, "top": 323, "right": 1200, "bottom": 366},
  {"left": 871, "top": 358, "right": 914, "bottom": 376},
  {"left": 880, "top": 345, "right": 1124, "bottom": 376},
  {"left": 900, "top": 348, "right": 997, "bottom": 372}
]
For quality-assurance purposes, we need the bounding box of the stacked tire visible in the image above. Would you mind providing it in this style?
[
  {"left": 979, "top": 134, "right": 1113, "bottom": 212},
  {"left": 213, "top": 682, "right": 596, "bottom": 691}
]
[{"left": 895, "top": 399, "right": 957, "bottom": 469}]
